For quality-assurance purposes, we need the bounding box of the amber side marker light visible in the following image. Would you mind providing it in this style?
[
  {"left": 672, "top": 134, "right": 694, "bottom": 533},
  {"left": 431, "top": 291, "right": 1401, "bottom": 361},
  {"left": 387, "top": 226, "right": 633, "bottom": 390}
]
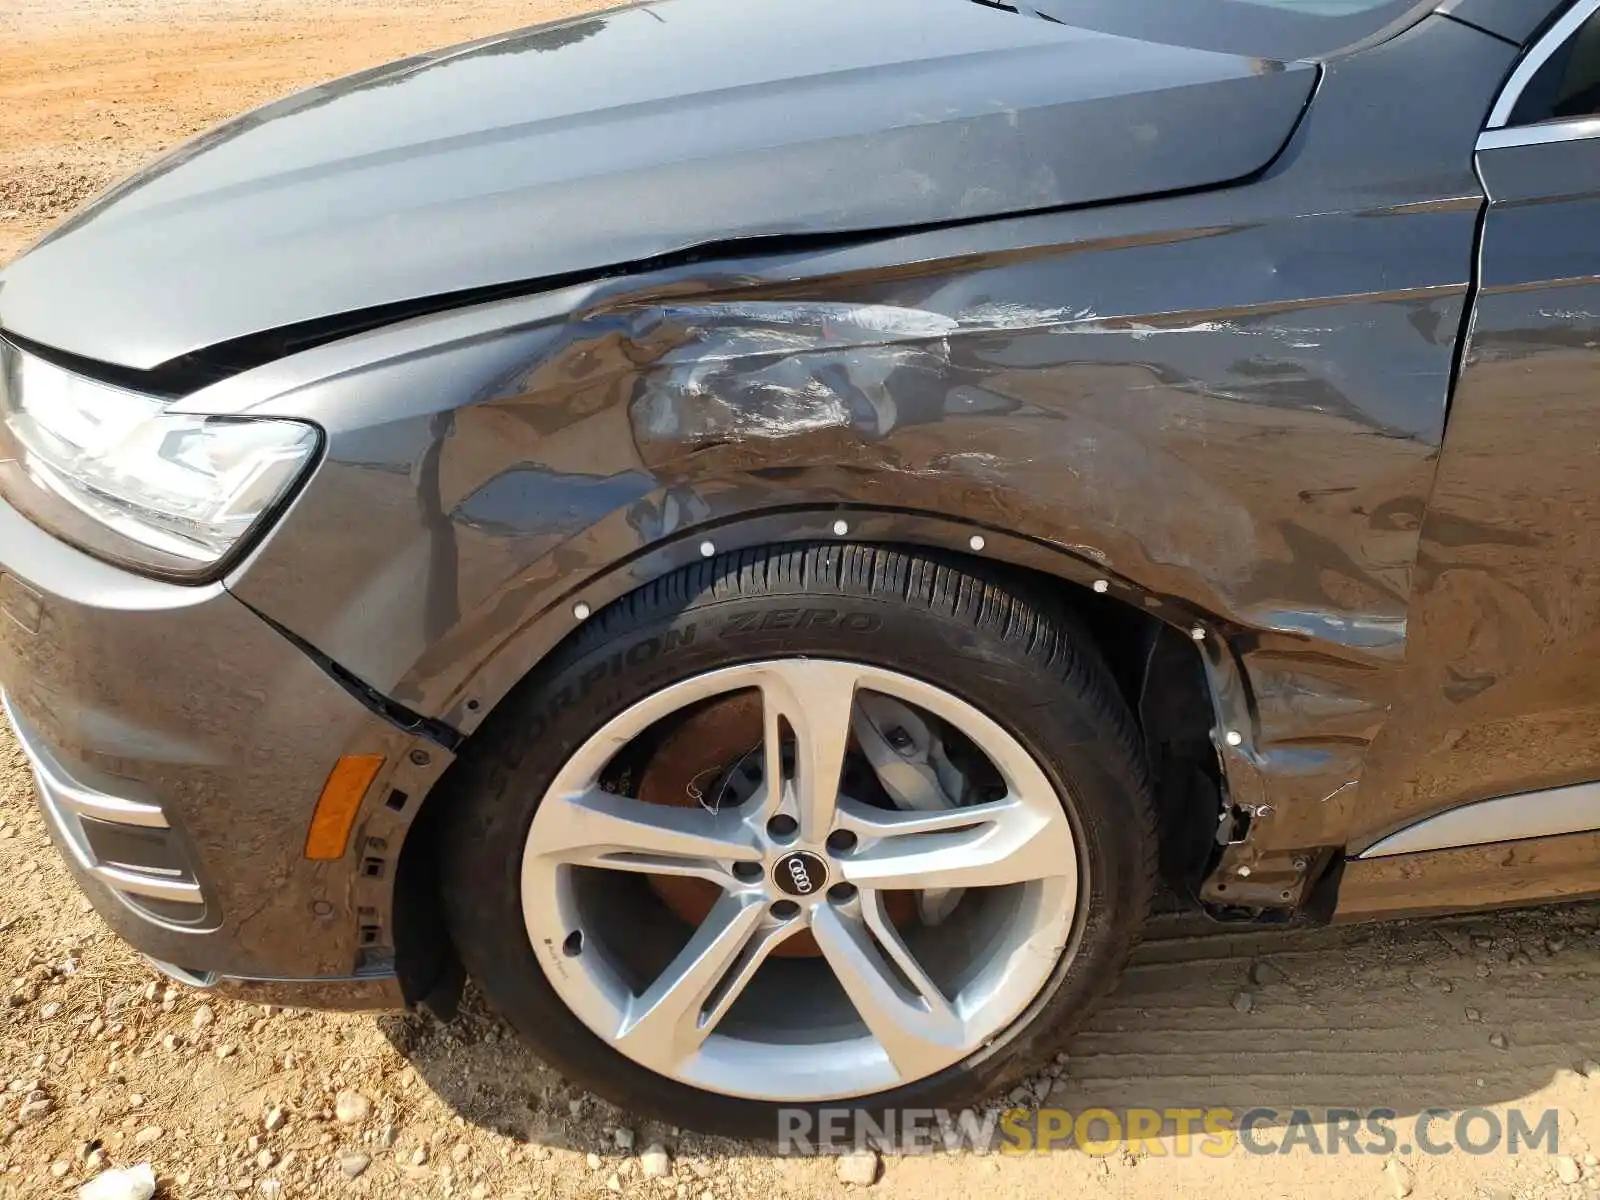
[{"left": 305, "top": 754, "right": 386, "bottom": 860}]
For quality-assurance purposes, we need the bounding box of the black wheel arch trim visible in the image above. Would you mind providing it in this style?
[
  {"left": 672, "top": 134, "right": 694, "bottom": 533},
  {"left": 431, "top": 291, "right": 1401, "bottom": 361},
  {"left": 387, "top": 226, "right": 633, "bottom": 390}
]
[
  {"left": 431, "top": 505, "right": 1245, "bottom": 744},
  {"left": 412, "top": 506, "right": 1251, "bottom": 865}
]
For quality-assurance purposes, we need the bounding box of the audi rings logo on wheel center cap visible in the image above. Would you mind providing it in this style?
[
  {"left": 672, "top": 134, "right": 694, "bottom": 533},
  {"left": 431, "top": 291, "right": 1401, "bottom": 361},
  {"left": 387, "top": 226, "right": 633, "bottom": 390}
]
[{"left": 773, "top": 850, "right": 828, "bottom": 897}]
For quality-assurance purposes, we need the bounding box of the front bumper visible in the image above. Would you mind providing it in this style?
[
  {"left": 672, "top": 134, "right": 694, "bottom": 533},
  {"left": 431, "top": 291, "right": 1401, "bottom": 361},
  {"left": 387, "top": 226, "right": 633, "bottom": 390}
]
[{"left": 0, "top": 495, "right": 406, "bottom": 1009}]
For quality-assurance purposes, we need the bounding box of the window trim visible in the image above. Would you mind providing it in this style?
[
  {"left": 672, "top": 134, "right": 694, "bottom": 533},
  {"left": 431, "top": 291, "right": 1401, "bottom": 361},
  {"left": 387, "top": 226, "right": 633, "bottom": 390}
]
[
  {"left": 1478, "top": 0, "right": 1600, "bottom": 150},
  {"left": 1478, "top": 114, "right": 1600, "bottom": 147}
]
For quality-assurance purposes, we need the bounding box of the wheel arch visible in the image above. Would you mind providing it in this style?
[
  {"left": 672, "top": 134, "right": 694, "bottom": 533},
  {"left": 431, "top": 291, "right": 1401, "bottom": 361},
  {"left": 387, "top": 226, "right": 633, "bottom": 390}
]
[
  {"left": 423, "top": 505, "right": 1230, "bottom": 746},
  {"left": 388, "top": 510, "right": 1231, "bottom": 1003}
]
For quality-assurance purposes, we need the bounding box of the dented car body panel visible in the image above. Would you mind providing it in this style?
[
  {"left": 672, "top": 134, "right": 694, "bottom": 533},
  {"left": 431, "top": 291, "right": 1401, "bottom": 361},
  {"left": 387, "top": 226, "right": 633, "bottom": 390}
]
[
  {"left": 7, "top": 0, "right": 1600, "bottom": 1000},
  {"left": 212, "top": 14, "right": 1510, "bottom": 864}
]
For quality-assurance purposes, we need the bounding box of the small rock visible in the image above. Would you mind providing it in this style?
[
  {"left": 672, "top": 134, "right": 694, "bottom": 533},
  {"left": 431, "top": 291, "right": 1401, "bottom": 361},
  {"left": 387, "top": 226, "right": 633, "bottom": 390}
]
[
  {"left": 1440, "top": 928, "right": 1472, "bottom": 960},
  {"left": 78, "top": 1163, "right": 157, "bottom": 1200},
  {"left": 1231, "top": 991, "right": 1254, "bottom": 1014},
  {"left": 127, "top": 1095, "right": 144, "bottom": 1108},
  {"left": 1437, "top": 978, "right": 1454, "bottom": 993},
  {"left": 338, "top": 1152, "right": 371, "bottom": 1179},
  {"left": 451, "top": 1143, "right": 470, "bottom": 1165},
  {"left": 614, "top": 1127, "right": 635, "bottom": 1152},
  {"left": 641, "top": 1144, "right": 672, "bottom": 1179},
  {"left": 586, "top": 1153, "right": 603, "bottom": 1171},
  {"left": 606, "top": 1174, "right": 622, "bottom": 1193},
  {"left": 837, "top": 1148, "right": 882, "bottom": 1187},
  {"left": 1465, "top": 1007, "right": 1483, "bottom": 1023},
  {"left": 1490, "top": 1031, "right": 1509, "bottom": 1050},
  {"left": 132, "top": 1126, "right": 162, "bottom": 1146},
  {"left": 50, "top": 1161, "right": 70, "bottom": 1178},
  {"left": 256, "top": 1150, "right": 277, "bottom": 1169},
  {"left": 410, "top": 1147, "right": 428, "bottom": 1167},
  {"left": 1550, "top": 935, "right": 1569, "bottom": 953},
  {"left": 160, "top": 1034, "right": 180, "bottom": 1051},
  {"left": 334, "top": 1092, "right": 371, "bottom": 1125},
  {"left": 18, "top": 1097, "right": 52, "bottom": 1124},
  {"left": 192, "top": 1005, "right": 215, "bottom": 1029},
  {"left": 258, "top": 1182, "right": 282, "bottom": 1200},
  {"left": 567, "top": 1099, "right": 583, "bottom": 1117},
  {"left": 379, "top": 1125, "right": 399, "bottom": 1148},
  {"left": 1560, "top": 1156, "right": 1583, "bottom": 1184},
  {"left": 216, "top": 1044, "right": 237, "bottom": 1060},
  {"left": 1582, "top": 1060, "right": 1600, "bottom": 1080},
  {"left": 40, "top": 1002, "right": 61, "bottom": 1019},
  {"left": 1586, "top": 1153, "right": 1598, "bottom": 1168},
  {"left": 84, "top": 1149, "right": 107, "bottom": 1172},
  {"left": 264, "top": 1106, "right": 286, "bottom": 1132},
  {"left": 1385, "top": 1157, "right": 1414, "bottom": 1198},
  {"left": 1249, "top": 961, "right": 1284, "bottom": 986}
]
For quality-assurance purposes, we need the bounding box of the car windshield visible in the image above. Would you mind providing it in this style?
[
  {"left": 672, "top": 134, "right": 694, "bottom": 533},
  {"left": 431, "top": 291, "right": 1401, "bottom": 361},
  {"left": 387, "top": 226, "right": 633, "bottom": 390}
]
[{"left": 1023, "top": 0, "right": 1431, "bottom": 59}]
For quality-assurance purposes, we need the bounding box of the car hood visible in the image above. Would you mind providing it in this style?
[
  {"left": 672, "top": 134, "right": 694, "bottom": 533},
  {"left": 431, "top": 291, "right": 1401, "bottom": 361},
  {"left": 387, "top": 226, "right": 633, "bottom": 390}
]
[{"left": 0, "top": 0, "right": 1315, "bottom": 372}]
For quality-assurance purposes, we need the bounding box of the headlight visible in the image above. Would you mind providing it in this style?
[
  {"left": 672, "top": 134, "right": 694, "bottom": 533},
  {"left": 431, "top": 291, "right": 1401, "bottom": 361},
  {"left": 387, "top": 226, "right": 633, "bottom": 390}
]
[{"left": 0, "top": 340, "right": 318, "bottom": 578}]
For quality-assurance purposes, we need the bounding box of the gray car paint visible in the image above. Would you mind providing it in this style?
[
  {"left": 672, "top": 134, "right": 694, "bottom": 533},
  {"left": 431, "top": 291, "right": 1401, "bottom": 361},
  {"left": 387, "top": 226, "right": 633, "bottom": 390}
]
[
  {"left": 207, "top": 14, "right": 1511, "bottom": 873},
  {"left": 1435, "top": 0, "right": 1561, "bottom": 41},
  {"left": 0, "top": 489, "right": 414, "bottom": 994},
  {"left": 3, "top": 0, "right": 1597, "bottom": 995},
  {"left": 1356, "top": 120, "right": 1600, "bottom": 848},
  {"left": 0, "top": 0, "right": 1317, "bottom": 370}
]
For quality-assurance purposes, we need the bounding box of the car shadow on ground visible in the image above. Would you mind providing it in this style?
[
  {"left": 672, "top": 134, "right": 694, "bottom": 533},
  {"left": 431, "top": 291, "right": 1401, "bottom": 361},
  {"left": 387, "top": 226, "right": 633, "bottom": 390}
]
[{"left": 382, "top": 901, "right": 1600, "bottom": 1156}]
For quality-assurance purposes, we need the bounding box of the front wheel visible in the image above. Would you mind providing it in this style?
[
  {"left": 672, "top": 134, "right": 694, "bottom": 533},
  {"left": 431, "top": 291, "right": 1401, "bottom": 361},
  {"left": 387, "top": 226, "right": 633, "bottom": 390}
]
[{"left": 441, "top": 543, "right": 1155, "bottom": 1138}]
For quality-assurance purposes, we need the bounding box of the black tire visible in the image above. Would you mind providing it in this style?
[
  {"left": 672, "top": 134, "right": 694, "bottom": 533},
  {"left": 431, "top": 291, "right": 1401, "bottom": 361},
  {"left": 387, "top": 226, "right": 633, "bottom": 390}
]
[{"left": 439, "top": 543, "right": 1156, "bottom": 1139}]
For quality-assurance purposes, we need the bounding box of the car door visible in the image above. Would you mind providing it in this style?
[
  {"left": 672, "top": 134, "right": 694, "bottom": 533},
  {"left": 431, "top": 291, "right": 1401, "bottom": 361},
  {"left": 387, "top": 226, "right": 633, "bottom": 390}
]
[{"left": 1356, "top": 0, "right": 1600, "bottom": 851}]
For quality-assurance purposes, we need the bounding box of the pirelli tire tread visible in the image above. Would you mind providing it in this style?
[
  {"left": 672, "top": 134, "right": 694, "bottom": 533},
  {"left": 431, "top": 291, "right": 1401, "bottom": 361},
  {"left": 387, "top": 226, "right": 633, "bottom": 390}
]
[{"left": 439, "top": 542, "right": 1157, "bottom": 1138}]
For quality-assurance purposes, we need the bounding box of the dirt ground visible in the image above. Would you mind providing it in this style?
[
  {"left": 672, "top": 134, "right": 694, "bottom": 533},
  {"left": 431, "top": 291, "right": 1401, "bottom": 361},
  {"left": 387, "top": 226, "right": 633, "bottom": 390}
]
[{"left": 4, "top": 1, "right": 1600, "bottom": 1198}]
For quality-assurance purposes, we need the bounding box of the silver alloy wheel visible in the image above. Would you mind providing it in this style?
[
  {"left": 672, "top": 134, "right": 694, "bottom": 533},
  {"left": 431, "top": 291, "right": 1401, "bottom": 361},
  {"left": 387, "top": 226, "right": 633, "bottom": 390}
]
[{"left": 520, "top": 659, "right": 1081, "bottom": 1102}]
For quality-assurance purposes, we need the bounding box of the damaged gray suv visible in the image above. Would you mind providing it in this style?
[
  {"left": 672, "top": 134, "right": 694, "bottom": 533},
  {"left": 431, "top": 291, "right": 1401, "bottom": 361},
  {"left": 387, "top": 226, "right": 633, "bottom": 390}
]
[{"left": 3, "top": 0, "right": 1600, "bottom": 1136}]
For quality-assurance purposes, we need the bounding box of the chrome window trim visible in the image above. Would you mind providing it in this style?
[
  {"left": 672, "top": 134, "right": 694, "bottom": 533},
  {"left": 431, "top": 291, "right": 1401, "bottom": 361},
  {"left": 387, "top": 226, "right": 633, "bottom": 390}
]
[
  {"left": 1477, "top": 114, "right": 1600, "bottom": 148},
  {"left": 1485, "top": 0, "right": 1600, "bottom": 129}
]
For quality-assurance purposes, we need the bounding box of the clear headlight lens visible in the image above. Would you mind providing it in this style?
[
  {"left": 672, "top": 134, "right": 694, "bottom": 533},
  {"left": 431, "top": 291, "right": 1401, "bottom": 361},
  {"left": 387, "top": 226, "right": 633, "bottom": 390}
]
[{"left": 0, "top": 343, "right": 317, "bottom": 574}]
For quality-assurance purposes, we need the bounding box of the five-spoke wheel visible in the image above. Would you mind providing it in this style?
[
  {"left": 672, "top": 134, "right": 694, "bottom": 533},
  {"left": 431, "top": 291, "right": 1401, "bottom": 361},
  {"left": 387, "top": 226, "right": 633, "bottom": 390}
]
[
  {"left": 521, "top": 659, "right": 1080, "bottom": 1100},
  {"left": 441, "top": 543, "right": 1154, "bottom": 1135}
]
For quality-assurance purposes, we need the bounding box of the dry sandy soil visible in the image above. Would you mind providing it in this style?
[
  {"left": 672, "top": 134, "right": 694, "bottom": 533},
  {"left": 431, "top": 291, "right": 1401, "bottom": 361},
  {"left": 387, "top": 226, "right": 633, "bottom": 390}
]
[{"left": 4, "top": 2, "right": 1600, "bottom": 1198}]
